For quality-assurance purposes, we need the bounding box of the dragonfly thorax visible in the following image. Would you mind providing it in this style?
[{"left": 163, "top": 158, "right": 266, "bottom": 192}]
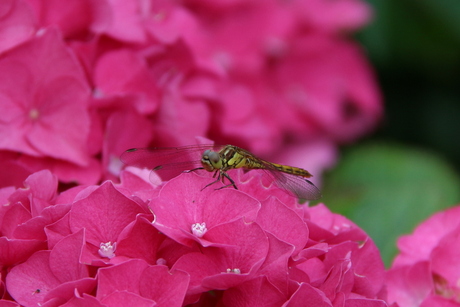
[{"left": 201, "top": 150, "right": 223, "bottom": 172}]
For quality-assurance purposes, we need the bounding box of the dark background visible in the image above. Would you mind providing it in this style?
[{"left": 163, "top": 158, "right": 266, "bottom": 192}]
[
  {"left": 318, "top": 0, "right": 460, "bottom": 266},
  {"left": 361, "top": 0, "right": 460, "bottom": 169}
]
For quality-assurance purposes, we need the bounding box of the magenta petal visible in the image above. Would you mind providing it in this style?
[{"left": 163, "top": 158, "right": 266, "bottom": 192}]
[
  {"left": 256, "top": 197, "right": 309, "bottom": 255},
  {"left": 351, "top": 239, "right": 386, "bottom": 298},
  {"left": 23, "top": 170, "right": 58, "bottom": 205},
  {"left": 345, "top": 298, "right": 389, "bottom": 307},
  {"left": 97, "top": 259, "right": 149, "bottom": 299},
  {"left": 151, "top": 172, "right": 260, "bottom": 246},
  {"left": 430, "top": 227, "right": 460, "bottom": 285},
  {"left": 173, "top": 219, "right": 269, "bottom": 291},
  {"left": 69, "top": 181, "right": 144, "bottom": 247},
  {"left": 0, "top": 29, "right": 91, "bottom": 165},
  {"left": 48, "top": 229, "right": 89, "bottom": 282},
  {"left": 14, "top": 204, "right": 70, "bottom": 240},
  {"left": 0, "top": 0, "right": 36, "bottom": 53},
  {"left": 6, "top": 251, "right": 60, "bottom": 307},
  {"left": 0, "top": 237, "right": 47, "bottom": 266},
  {"left": 222, "top": 276, "right": 286, "bottom": 306},
  {"left": 116, "top": 215, "right": 164, "bottom": 264},
  {"left": 285, "top": 283, "right": 332, "bottom": 307},
  {"left": 139, "top": 266, "right": 190, "bottom": 307},
  {"left": 0, "top": 300, "right": 21, "bottom": 307},
  {"left": 45, "top": 212, "right": 72, "bottom": 249},
  {"left": 258, "top": 232, "right": 294, "bottom": 294},
  {"left": 100, "top": 291, "right": 155, "bottom": 307},
  {"left": 43, "top": 278, "right": 97, "bottom": 306},
  {"left": 386, "top": 261, "right": 433, "bottom": 307},
  {"left": 61, "top": 292, "right": 106, "bottom": 307},
  {"left": 172, "top": 252, "right": 219, "bottom": 294}
]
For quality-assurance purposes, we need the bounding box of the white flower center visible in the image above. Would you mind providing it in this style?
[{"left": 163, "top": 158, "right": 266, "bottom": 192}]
[
  {"left": 226, "top": 268, "right": 241, "bottom": 274},
  {"left": 99, "top": 241, "right": 117, "bottom": 259},
  {"left": 191, "top": 222, "right": 207, "bottom": 237}
]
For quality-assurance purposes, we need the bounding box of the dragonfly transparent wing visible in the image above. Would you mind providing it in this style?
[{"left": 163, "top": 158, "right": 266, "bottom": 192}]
[
  {"left": 120, "top": 144, "right": 218, "bottom": 181},
  {"left": 258, "top": 162, "right": 322, "bottom": 201}
]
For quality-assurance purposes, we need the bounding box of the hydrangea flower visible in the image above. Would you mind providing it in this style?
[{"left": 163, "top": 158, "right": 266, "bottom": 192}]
[
  {"left": 387, "top": 206, "right": 460, "bottom": 306},
  {"left": 2, "top": 170, "right": 389, "bottom": 306},
  {"left": 0, "top": 0, "right": 381, "bottom": 186}
]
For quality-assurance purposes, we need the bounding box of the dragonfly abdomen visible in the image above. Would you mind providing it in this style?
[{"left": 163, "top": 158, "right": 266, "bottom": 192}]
[{"left": 269, "top": 163, "right": 313, "bottom": 178}]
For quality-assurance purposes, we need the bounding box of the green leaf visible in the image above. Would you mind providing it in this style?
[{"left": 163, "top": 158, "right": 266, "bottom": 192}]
[{"left": 315, "top": 142, "right": 460, "bottom": 267}]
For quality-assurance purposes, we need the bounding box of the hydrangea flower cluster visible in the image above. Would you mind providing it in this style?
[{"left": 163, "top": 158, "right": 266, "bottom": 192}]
[
  {"left": 2, "top": 169, "right": 389, "bottom": 306},
  {"left": 0, "top": 0, "right": 391, "bottom": 306},
  {"left": 386, "top": 206, "right": 460, "bottom": 307},
  {"left": 0, "top": 0, "right": 381, "bottom": 186}
]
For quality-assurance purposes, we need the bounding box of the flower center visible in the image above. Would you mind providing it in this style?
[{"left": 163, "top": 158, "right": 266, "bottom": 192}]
[
  {"left": 29, "top": 108, "right": 40, "bottom": 120},
  {"left": 99, "top": 241, "right": 117, "bottom": 259},
  {"left": 191, "top": 222, "right": 207, "bottom": 237}
]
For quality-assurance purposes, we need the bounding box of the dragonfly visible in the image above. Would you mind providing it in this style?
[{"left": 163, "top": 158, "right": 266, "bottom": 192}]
[{"left": 120, "top": 144, "right": 321, "bottom": 201}]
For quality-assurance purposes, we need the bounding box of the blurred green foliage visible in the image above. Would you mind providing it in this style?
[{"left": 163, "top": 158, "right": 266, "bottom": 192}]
[
  {"left": 316, "top": 143, "right": 460, "bottom": 267},
  {"left": 320, "top": 0, "right": 460, "bottom": 266}
]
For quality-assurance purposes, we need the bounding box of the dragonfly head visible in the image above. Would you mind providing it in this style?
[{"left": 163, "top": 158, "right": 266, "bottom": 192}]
[{"left": 201, "top": 150, "right": 222, "bottom": 172}]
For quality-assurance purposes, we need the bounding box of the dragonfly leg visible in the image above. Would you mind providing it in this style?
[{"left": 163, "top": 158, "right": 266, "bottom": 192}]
[
  {"left": 216, "top": 171, "right": 238, "bottom": 190},
  {"left": 201, "top": 171, "right": 238, "bottom": 191},
  {"left": 184, "top": 167, "right": 204, "bottom": 173}
]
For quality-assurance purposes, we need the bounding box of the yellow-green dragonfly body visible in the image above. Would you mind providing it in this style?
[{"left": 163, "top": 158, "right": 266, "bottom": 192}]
[{"left": 121, "top": 144, "right": 321, "bottom": 200}]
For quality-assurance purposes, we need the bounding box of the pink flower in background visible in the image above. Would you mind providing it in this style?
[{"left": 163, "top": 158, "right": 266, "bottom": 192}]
[
  {"left": 0, "top": 0, "right": 380, "bottom": 185},
  {"left": 387, "top": 206, "right": 460, "bottom": 306}
]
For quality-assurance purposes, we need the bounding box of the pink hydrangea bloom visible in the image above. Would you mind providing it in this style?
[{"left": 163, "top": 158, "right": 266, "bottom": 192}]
[
  {"left": 387, "top": 206, "right": 460, "bottom": 306},
  {"left": 0, "top": 0, "right": 380, "bottom": 184},
  {"left": 1, "top": 169, "right": 390, "bottom": 306},
  {"left": 0, "top": 0, "right": 386, "bottom": 305}
]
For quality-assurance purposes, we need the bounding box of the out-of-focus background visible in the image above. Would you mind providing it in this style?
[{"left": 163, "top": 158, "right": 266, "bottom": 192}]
[{"left": 317, "top": 0, "right": 460, "bottom": 266}]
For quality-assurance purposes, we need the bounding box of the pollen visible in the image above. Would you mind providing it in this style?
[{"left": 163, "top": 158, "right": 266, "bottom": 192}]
[
  {"left": 99, "top": 241, "right": 117, "bottom": 259},
  {"left": 191, "top": 222, "right": 207, "bottom": 237},
  {"left": 226, "top": 268, "right": 241, "bottom": 274}
]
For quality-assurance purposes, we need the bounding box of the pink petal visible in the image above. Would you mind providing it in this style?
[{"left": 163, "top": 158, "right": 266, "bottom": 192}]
[
  {"left": 256, "top": 197, "right": 309, "bottom": 255},
  {"left": 43, "top": 278, "right": 97, "bottom": 306},
  {"left": 0, "top": 237, "right": 46, "bottom": 266},
  {"left": 0, "top": 0, "right": 36, "bottom": 53},
  {"left": 285, "top": 283, "right": 332, "bottom": 307},
  {"left": 139, "top": 266, "right": 190, "bottom": 307},
  {"left": 69, "top": 181, "right": 145, "bottom": 247},
  {"left": 386, "top": 261, "right": 433, "bottom": 307},
  {"left": 100, "top": 291, "right": 155, "bottom": 307},
  {"left": 94, "top": 49, "right": 159, "bottom": 115},
  {"left": 222, "top": 276, "right": 286, "bottom": 306},
  {"left": 0, "top": 29, "right": 91, "bottom": 165},
  {"left": 116, "top": 215, "right": 165, "bottom": 263},
  {"left": 97, "top": 259, "right": 149, "bottom": 299},
  {"left": 48, "top": 229, "right": 89, "bottom": 282},
  {"left": 258, "top": 233, "right": 294, "bottom": 294},
  {"left": 6, "top": 250, "right": 60, "bottom": 306},
  {"left": 151, "top": 172, "right": 260, "bottom": 247}
]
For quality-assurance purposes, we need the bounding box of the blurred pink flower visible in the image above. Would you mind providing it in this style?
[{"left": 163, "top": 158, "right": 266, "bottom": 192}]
[
  {"left": 0, "top": 0, "right": 36, "bottom": 54},
  {"left": 0, "top": 0, "right": 380, "bottom": 185},
  {"left": 0, "top": 29, "right": 91, "bottom": 165},
  {"left": 387, "top": 206, "right": 460, "bottom": 306}
]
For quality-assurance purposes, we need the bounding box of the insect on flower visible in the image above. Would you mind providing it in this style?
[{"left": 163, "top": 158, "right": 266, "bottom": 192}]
[{"left": 121, "top": 144, "right": 321, "bottom": 201}]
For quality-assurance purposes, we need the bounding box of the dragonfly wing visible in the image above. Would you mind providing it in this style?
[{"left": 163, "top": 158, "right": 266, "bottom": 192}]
[
  {"left": 120, "top": 145, "right": 217, "bottom": 181},
  {"left": 150, "top": 160, "right": 206, "bottom": 181},
  {"left": 258, "top": 163, "right": 322, "bottom": 201}
]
